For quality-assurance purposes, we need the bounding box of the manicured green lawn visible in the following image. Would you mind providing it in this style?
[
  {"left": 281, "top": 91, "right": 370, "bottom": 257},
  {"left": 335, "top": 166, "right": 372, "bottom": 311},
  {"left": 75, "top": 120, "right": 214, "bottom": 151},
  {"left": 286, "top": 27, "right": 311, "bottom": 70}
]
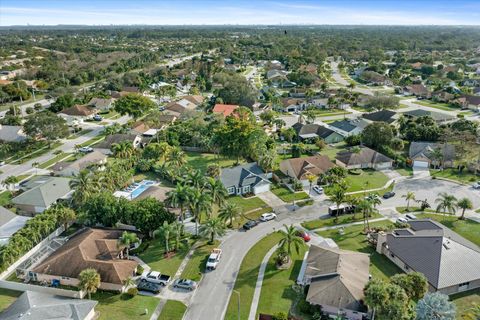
[
  {"left": 0, "top": 191, "right": 13, "bottom": 206},
  {"left": 396, "top": 167, "right": 413, "bottom": 177},
  {"left": 271, "top": 186, "right": 309, "bottom": 202},
  {"left": 450, "top": 288, "right": 480, "bottom": 319},
  {"left": 185, "top": 152, "right": 239, "bottom": 172},
  {"left": 317, "top": 221, "right": 402, "bottom": 280},
  {"left": 0, "top": 288, "right": 21, "bottom": 310},
  {"left": 92, "top": 291, "right": 159, "bottom": 320},
  {"left": 225, "top": 232, "right": 283, "bottom": 320},
  {"left": 157, "top": 300, "right": 187, "bottom": 320},
  {"left": 415, "top": 100, "right": 457, "bottom": 111},
  {"left": 226, "top": 196, "right": 268, "bottom": 213},
  {"left": 67, "top": 129, "right": 93, "bottom": 139},
  {"left": 235, "top": 207, "right": 273, "bottom": 228},
  {"left": 256, "top": 243, "right": 308, "bottom": 317},
  {"left": 431, "top": 168, "right": 479, "bottom": 184},
  {"left": 180, "top": 241, "right": 219, "bottom": 282},
  {"left": 38, "top": 152, "right": 74, "bottom": 169},
  {"left": 416, "top": 213, "right": 480, "bottom": 246},
  {"left": 344, "top": 169, "right": 389, "bottom": 193},
  {"left": 139, "top": 238, "right": 192, "bottom": 277},
  {"left": 319, "top": 142, "right": 348, "bottom": 161},
  {"left": 79, "top": 135, "right": 105, "bottom": 147},
  {"left": 301, "top": 211, "right": 383, "bottom": 230}
]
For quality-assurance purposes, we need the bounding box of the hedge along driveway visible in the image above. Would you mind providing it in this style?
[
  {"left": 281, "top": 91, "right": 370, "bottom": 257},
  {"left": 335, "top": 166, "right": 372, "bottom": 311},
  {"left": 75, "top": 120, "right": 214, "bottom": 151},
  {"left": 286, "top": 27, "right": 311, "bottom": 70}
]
[{"left": 224, "top": 232, "right": 283, "bottom": 320}]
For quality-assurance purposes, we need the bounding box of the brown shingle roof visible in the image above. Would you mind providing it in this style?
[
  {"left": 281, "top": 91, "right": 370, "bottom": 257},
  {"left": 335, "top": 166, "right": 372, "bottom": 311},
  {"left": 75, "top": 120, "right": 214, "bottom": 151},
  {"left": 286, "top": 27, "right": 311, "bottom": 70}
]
[
  {"left": 33, "top": 228, "right": 137, "bottom": 285},
  {"left": 182, "top": 95, "right": 204, "bottom": 106},
  {"left": 60, "top": 105, "right": 96, "bottom": 116},
  {"left": 280, "top": 155, "right": 335, "bottom": 180}
]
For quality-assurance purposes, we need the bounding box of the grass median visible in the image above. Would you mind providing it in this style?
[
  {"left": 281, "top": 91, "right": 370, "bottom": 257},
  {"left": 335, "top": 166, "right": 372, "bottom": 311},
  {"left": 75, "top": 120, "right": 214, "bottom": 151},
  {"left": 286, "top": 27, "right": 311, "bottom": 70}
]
[{"left": 158, "top": 300, "right": 187, "bottom": 320}]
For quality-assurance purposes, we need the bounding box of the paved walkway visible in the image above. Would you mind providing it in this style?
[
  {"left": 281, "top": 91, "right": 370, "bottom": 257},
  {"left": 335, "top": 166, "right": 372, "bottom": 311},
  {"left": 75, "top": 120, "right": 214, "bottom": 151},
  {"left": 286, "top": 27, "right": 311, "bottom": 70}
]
[
  {"left": 150, "top": 299, "right": 166, "bottom": 320},
  {"left": 248, "top": 245, "right": 278, "bottom": 320}
]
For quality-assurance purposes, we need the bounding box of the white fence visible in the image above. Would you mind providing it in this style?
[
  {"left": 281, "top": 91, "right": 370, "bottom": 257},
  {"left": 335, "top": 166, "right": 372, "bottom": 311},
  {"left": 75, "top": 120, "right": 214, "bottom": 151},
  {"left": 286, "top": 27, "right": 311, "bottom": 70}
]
[{"left": 0, "top": 280, "right": 85, "bottom": 298}]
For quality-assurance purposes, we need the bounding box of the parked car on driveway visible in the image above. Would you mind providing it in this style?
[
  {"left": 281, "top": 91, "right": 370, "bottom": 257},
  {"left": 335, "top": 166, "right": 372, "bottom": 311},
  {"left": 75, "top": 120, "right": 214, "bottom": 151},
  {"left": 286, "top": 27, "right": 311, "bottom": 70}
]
[
  {"left": 173, "top": 279, "right": 197, "bottom": 291},
  {"left": 296, "top": 230, "right": 311, "bottom": 242},
  {"left": 259, "top": 213, "right": 277, "bottom": 222},
  {"left": 396, "top": 217, "right": 408, "bottom": 224},
  {"left": 137, "top": 280, "right": 162, "bottom": 294},
  {"left": 243, "top": 220, "right": 258, "bottom": 230},
  {"left": 472, "top": 181, "right": 480, "bottom": 189},
  {"left": 79, "top": 146, "right": 93, "bottom": 153},
  {"left": 383, "top": 191, "right": 395, "bottom": 199},
  {"left": 206, "top": 248, "right": 222, "bottom": 270},
  {"left": 141, "top": 271, "right": 171, "bottom": 286},
  {"left": 312, "top": 185, "right": 323, "bottom": 194}
]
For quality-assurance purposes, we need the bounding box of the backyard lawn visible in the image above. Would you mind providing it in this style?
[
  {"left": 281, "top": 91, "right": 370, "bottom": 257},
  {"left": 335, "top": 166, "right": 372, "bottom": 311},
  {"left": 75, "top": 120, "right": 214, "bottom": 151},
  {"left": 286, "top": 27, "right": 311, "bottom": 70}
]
[
  {"left": 301, "top": 211, "right": 383, "bottom": 230},
  {"left": 180, "top": 241, "right": 219, "bottom": 282},
  {"left": 157, "top": 300, "right": 187, "bottom": 320},
  {"left": 416, "top": 213, "right": 480, "bottom": 246},
  {"left": 450, "top": 288, "right": 480, "bottom": 319},
  {"left": 319, "top": 142, "right": 348, "bottom": 161},
  {"left": 185, "top": 152, "right": 238, "bottom": 172},
  {"left": 0, "top": 191, "right": 12, "bottom": 206},
  {"left": 0, "top": 288, "right": 21, "bottom": 310},
  {"left": 226, "top": 196, "right": 269, "bottom": 213},
  {"left": 256, "top": 243, "right": 308, "bottom": 317},
  {"left": 225, "top": 232, "right": 283, "bottom": 320},
  {"left": 431, "top": 168, "right": 479, "bottom": 184},
  {"left": 92, "top": 291, "right": 159, "bottom": 320},
  {"left": 317, "top": 221, "right": 402, "bottom": 280},
  {"left": 344, "top": 169, "right": 389, "bottom": 193},
  {"left": 271, "top": 186, "right": 309, "bottom": 202},
  {"left": 139, "top": 238, "right": 192, "bottom": 277}
]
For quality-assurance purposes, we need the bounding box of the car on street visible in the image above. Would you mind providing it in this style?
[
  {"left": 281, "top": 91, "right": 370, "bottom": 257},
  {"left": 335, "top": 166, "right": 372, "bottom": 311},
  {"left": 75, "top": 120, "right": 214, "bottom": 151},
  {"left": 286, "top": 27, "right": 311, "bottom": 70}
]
[
  {"left": 173, "top": 279, "right": 197, "bottom": 291},
  {"left": 312, "top": 185, "right": 323, "bottom": 194},
  {"left": 472, "top": 181, "right": 480, "bottom": 189},
  {"left": 141, "top": 271, "right": 171, "bottom": 286},
  {"left": 383, "top": 191, "right": 395, "bottom": 199},
  {"left": 93, "top": 114, "right": 103, "bottom": 121},
  {"left": 296, "top": 230, "right": 311, "bottom": 242},
  {"left": 243, "top": 220, "right": 258, "bottom": 230},
  {"left": 259, "top": 212, "right": 276, "bottom": 222},
  {"left": 405, "top": 214, "right": 417, "bottom": 221},
  {"left": 78, "top": 146, "right": 93, "bottom": 153},
  {"left": 137, "top": 280, "right": 162, "bottom": 294},
  {"left": 206, "top": 248, "right": 222, "bottom": 270},
  {"left": 396, "top": 217, "right": 408, "bottom": 224}
]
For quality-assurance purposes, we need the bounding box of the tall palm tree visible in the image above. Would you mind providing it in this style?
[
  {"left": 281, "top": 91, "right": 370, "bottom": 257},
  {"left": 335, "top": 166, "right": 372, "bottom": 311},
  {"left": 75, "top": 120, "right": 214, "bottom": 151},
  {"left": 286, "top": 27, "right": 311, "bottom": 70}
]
[
  {"left": 167, "top": 147, "right": 187, "bottom": 169},
  {"left": 55, "top": 206, "right": 76, "bottom": 231},
  {"left": 153, "top": 221, "right": 175, "bottom": 253},
  {"left": 205, "top": 177, "right": 227, "bottom": 206},
  {"left": 200, "top": 218, "right": 226, "bottom": 243},
  {"left": 117, "top": 232, "right": 139, "bottom": 259},
  {"left": 306, "top": 174, "right": 317, "bottom": 195},
  {"left": 457, "top": 197, "right": 473, "bottom": 220},
  {"left": 435, "top": 192, "right": 457, "bottom": 218},
  {"left": 166, "top": 183, "right": 189, "bottom": 221},
  {"left": 218, "top": 202, "right": 241, "bottom": 227},
  {"left": 431, "top": 147, "right": 444, "bottom": 169},
  {"left": 402, "top": 191, "right": 416, "bottom": 211},
  {"left": 111, "top": 141, "right": 135, "bottom": 159},
  {"left": 79, "top": 268, "right": 101, "bottom": 299},
  {"left": 367, "top": 193, "right": 382, "bottom": 208},
  {"left": 279, "top": 224, "right": 304, "bottom": 263},
  {"left": 3, "top": 175, "right": 18, "bottom": 190},
  {"left": 186, "top": 170, "right": 206, "bottom": 190},
  {"left": 187, "top": 188, "right": 212, "bottom": 236},
  {"left": 69, "top": 170, "right": 98, "bottom": 207},
  {"left": 258, "top": 149, "right": 277, "bottom": 174},
  {"left": 171, "top": 220, "right": 184, "bottom": 251},
  {"left": 329, "top": 184, "right": 347, "bottom": 222},
  {"left": 358, "top": 199, "right": 374, "bottom": 231}
]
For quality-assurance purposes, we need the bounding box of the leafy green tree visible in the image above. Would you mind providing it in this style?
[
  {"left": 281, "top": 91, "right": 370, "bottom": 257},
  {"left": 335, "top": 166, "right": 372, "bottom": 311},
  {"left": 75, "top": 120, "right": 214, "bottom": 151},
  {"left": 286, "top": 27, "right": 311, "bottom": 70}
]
[
  {"left": 78, "top": 268, "right": 101, "bottom": 300},
  {"left": 200, "top": 217, "right": 226, "bottom": 243},
  {"left": 364, "top": 279, "right": 410, "bottom": 320},
  {"left": 391, "top": 272, "right": 428, "bottom": 301},
  {"left": 23, "top": 111, "right": 69, "bottom": 147},
  {"left": 49, "top": 93, "right": 75, "bottom": 113},
  {"left": 56, "top": 206, "right": 77, "bottom": 232},
  {"left": 416, "top": 292, "right": 456, "bottom": 320},
  {"left": 361, "top": 122, "right": 394, "bottom": 150},
  {"left": 114, "top": 93, "right": 155, "bottom": 120}
]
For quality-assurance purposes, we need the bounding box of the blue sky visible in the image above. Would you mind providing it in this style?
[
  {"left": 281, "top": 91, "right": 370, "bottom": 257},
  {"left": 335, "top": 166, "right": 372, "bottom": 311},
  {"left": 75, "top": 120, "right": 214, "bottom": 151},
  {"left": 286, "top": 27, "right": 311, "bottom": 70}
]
[{"left": 1, "top": 0, "right": 479, "bottom": 26}]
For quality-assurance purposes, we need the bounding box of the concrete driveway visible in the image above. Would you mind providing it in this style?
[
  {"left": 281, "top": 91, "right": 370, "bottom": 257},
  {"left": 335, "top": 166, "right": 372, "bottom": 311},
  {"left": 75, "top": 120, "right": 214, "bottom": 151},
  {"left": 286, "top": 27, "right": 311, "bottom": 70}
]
[{"left": 256, "top": 191, "right": 285, "bottom": 208}]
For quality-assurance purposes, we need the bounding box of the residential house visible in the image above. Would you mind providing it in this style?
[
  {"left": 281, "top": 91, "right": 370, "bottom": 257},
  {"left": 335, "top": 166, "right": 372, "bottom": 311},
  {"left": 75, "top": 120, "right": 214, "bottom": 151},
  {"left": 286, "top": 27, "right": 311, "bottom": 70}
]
[
  {"left": 336, "top": 147, "right": 393, "bottom": 170},
  {"left": 432, "top": 90, "right": 454, "bottom": 103},
  {"left": 30, "top": 228, "right": 139, "bottom": 291},
  {"left": 359, "top": 70, "right": 393, "bottom": 86},
  {"left": 301, "top": 245, "right": 369, "bottom": 320},
  {"left": 164, "top": 96, "right": 202, "bottom": 117},
  {"left": 455, "top": 95, "right": 480, "bottom": 112},
  {"left": 280, "top": 155, "right": 335, "bottom": 186},
  {"left": 87, "top": 97, "right": 114, "bottom": 112},
  {"left": 292, "top": 123, "right": 344, "bottom": 143},
  {"left": 220, "top": 163, "right": 271, "bottom": 196},
  {"left": 462, "top": 79, "right": 480, "bottom": 87},
  {"left": 362, "top": 109, "right": 397, "bottom": 124},
  {"left": 0, "top": 291, "right": 97, "bottom": 320},
  {"left": 212, "top": 104, "right": 239, "bottom": 117},
  {"left": 0, "top": 206, "right": 30, "bottom": 246},
  {"left": 402, "top": 109, "right": 456, "bottom": 123},
  {"left": 328, "top": 118, "right": 369, "bottom": 137},
  {"left": 410, "top": 62, "right": 423, "bottom": 70},
  {"left": 134, "top": 185, "right": 180, "bottom": 215},
  {"left": 94, "top": 134, "right": 142, "bottom": 155},
  {"left": 400, "top": 84, "right": 431, "bottom": 98},
  {"left": 51, "top": 151, "right": 107, "bottom": 177},
  {"left": 58, "top": 105, "right": 97, "bottom": 125},
  {"left": 280, "top": 98, "right": 308, "bottom": 113},
  {"left": 376, "top": 219, "right": 480, "bottom": 295},
  {"left": 409, "top": 141, "right": 455, "bottom": 168},
  {"left": 0, "top": 124, "right": 27, "bottom": 142},
  {"left": 11, "top": 176, "right": 73, "bottom": 215}
]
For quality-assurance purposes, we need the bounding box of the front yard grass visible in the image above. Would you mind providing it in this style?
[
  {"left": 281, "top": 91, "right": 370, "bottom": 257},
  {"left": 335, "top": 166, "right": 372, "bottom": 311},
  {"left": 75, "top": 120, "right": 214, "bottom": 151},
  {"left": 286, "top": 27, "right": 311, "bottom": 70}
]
[
  {"left": 416, "top": 213, "right": 480, "bottom": 246},
  {"left": 415, "top": 100, "right": 458, "bottom": 111},
  {"left": 226, "top": 196, "right": 268, "bottom": 213},
  {"left": 180, "top": 240, "right": 219, "bottom": 282},
  {"left": 0, "top": 288, "right": 21, "bottom": 310},
  {"left": 0, "top": 191, "right": 13, "bottom": 206},
  {"left": 450, "top": 288, "right": 480, "bottom": 319},
  {"left": 431, "top": 168, "right": 479, "bottom": 184},
  {"left": 271, "top": 186, "right": 309, "bottom": 202},
  {"left": 225, "top": 232, "right": 283, "bottom": 320},
  {"left": 316, "top": 221, "right": 402, "bottom": 280},
  {"left": 185, "top": 151, "right": 239, "bottom": 172},
  {"left": 396, "top": 167, "right": 413, "bottom": 177},
  {"left": 38, "top": 152, "right": 74, "bottom": 169},
  {"left": 301, "top": 211, "right": 383, "bottom": 230},
  {"left": 344, "top": 169, "right": 389, "bottom": 192},
  {"left": 92, "top": 291, "right": 159, "bottom": 320},
  {"left": 157, "top": 300, "right": 187, "bottom": 320},
  {"left": 138, "top": 238, "right": 192, "bottom": 277},
  {"left": 256, "top": 243, "right": 308, "bottom": 317}
]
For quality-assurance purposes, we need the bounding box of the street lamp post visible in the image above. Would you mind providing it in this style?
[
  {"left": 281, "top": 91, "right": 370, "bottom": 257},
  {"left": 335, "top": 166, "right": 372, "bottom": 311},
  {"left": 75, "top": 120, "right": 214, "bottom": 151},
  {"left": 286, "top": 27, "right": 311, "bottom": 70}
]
[{"left": 233, "top": 290, "right": 240, "bottom": 320}]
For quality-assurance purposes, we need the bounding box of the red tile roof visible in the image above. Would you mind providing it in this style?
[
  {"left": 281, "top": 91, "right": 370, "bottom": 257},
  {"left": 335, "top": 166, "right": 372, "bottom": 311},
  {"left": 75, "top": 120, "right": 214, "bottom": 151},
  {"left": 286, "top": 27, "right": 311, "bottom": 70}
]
[{"left": 212, "top": 104, "right": 239, "bottom": 117}]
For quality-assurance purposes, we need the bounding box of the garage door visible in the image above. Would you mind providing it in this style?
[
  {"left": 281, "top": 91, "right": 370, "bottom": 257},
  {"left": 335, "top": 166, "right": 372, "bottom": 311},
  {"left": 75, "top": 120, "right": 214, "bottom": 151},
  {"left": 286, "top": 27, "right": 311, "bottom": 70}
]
[
  {"left": 254, "top": 183, "right": 270, "bottom": 194},
  {"left": 413, "top": 160, "right": 429, "bottom": 168}
]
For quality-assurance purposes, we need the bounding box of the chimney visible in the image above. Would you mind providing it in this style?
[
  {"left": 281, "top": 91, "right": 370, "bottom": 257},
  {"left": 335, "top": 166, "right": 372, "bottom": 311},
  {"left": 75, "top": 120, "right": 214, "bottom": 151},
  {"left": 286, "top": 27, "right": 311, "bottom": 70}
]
[{"left": 376, "top": 231, "right": 387, "bottom": 254}]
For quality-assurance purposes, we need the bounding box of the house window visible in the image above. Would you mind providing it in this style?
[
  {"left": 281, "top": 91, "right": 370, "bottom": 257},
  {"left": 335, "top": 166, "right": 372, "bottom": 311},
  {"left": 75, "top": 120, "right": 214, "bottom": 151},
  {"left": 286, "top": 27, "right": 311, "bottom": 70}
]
[
  {"left": 390, "top": 253, "right": 395, "bottom": 258},
  {"left": 227, "top": 187, "right": 235, "bottom": 194},
  {"left": 243, "top": 185, "right": 250, "bottom": 193},
  {"left": 404, "top": 264, "right": 409, "bottom": 271},
  {"left": 458, "top": 282, "right": 470, "bottom": 291}
]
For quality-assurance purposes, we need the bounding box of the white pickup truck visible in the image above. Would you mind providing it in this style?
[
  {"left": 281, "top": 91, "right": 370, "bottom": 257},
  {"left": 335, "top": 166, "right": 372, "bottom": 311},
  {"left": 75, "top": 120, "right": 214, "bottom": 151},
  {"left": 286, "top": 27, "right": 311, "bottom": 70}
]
[
  {"left": 206, "top": 248, "right": 222, "bottom": 270},
  {"left": 140, "top": 271, "right": 171, "bottom": 286}
]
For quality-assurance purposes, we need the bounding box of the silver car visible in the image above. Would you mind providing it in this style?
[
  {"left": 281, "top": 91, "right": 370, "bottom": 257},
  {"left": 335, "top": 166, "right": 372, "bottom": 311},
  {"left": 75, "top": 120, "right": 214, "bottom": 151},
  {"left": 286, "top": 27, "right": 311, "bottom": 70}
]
[{"left": 173, "top": 279, "right": 197, "bottom": 291}]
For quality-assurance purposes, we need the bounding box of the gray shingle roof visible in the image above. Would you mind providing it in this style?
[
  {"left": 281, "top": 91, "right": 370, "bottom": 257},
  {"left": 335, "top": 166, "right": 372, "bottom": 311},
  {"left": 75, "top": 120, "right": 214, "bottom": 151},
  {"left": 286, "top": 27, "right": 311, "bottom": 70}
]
[
  {"left": 409, "top": 142, "right": 455, "bottom": 162},
  {"left": 336, "top": 147, "right": 392, "bottom": 166},
  {"left": 329, "top": 120, "right": 357, "bottom": 132},
  {"left": 0, "top": 125, "right": 26, "bottom": 142},
  {"left": 292, "top": 123, "right": 337, "bottom": 140},
  {"left": 94, "top": 134, "right": 139, "bottom": 150},
  {"left": 386, "top": 219, "right": 480, "bottom": 290},
  {"left": 362, "top": 109, "right": 396, "bottom": 123},
  {"left": 0, "top": 291, "right": 97, "bottom": 320},
  {"left": 12, "top": 177, "right": 72, "bottom": 208},
  {"left": 220, "top": 163, "right": 270, "bottom": 189},
  {"left": 403, "top": 109, "right": 455, "bottom": 122}
]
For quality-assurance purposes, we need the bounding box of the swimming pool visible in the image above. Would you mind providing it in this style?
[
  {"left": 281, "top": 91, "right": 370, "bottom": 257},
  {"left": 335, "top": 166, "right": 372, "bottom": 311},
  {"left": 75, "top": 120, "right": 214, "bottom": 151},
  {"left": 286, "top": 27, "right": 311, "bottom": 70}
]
[{"left": 129, "top": 180, "right": 155, "bottom": 199}]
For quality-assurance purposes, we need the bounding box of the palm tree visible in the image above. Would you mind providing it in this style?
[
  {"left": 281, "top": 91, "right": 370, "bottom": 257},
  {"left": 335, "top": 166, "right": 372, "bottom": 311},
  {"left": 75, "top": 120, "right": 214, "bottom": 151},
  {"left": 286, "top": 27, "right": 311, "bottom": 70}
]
[
  {"left": 56, "top": 206, "right": 76, "bottom": 231},
  {"left": 166, "top": 183, "right": 189, "bottom": 221},
  {"left": 78, "top": 268, "right": 101, "bottom": 300},
  {"left": 306, "top": 174, "right": 317, "bottom": 195},
  {"left": 402, "top": 191, "right": 416, "bottom": 211},
  {"left": 200, "top": 218, "right": 226, "bottom": 243},
  {"left": 111, "top": 141, "right": 135, "bottom": 159},
  {"left": 69, "top": 170, "right": 98, "bottom": 207},
  {"left": 347, "top": 81, "right": 356, "bottom": 92},
  {"left": 218, "top": 202, "right": 241, "bottom": 227},
  {"left": 431, "top": 147, "right": 444, "bottom": 169},
  {"left": 258, "top": 149, "right": 277, "bottom": 174},
  {"left": 367, "top": 193, "right": 382, "bottom": 208},
  {"left": 3, "top": 175, "right": 18, "bottom": 190},
  {"left": 31, "top": 161, "right": 39, "bottom": 175},
  {"left": 171, "top": 221, "right": 184, "bottom": 251},
  {"left": 123, "top": 276, "right": 136, "bottom": 289},
  {"left": 153, "top": 221, "right": 175, "bottom": 253},
  {"left": 167, "top": 147, "right": 186, "bottom": 169},
  {"left": 435, "top": 192, "right": 458, "bottom": 218},
  {"left": 205, "top": 177, "right": 227, "bottom": 206},
  {"left": 186, "top": 170, "right": 206, "bottom": 190},
  {"left": 358, "top": 199, "right": 375, "bottom": 231},
  {"left": 278, "top": 225, "right": 304, "bottom": 263},
  {"left": 457, "top": 197, "right": 473, "bottom": 220},
  {"left": 117, "top": 232, "right": 139, "bottom": 259},
  {"left": 329, "top": 184, "right": 347, "bottom": 222},
  {"left": 187, "top": 188, "right": 212, "bottom": 236}
]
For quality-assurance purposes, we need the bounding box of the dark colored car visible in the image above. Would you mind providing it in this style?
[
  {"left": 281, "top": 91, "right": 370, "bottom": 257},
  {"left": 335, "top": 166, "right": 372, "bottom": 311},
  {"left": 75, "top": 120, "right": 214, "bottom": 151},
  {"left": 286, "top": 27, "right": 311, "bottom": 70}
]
[
  {"left": 383, "top": 191, "right": 395, "bottom": 199},
  {"left": 243, "top": 220, "right": 258, "bottom": 230},
  {"left": 137, "top": 280, "right": 161, "bottom": 294}
]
